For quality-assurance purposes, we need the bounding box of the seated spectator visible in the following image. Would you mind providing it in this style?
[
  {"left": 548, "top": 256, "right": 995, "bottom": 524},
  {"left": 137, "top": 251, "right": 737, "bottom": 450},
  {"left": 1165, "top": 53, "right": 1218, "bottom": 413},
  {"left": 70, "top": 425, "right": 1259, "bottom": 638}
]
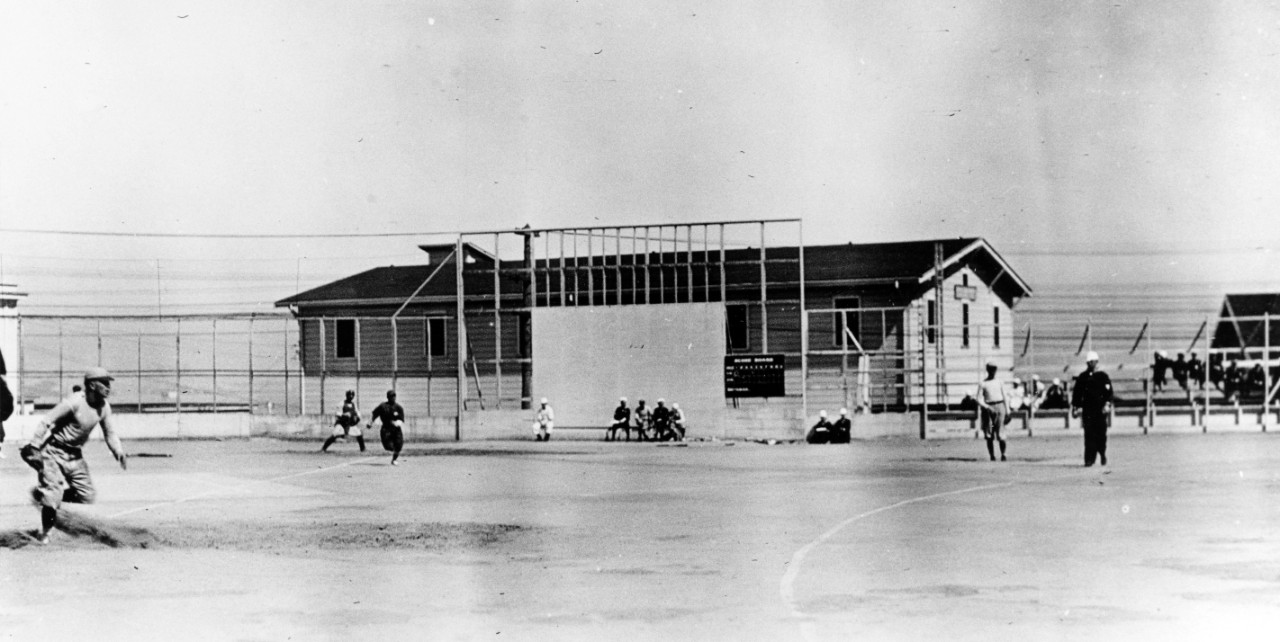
[
  {"left": 1151, "top": 351, "right": 1169, "bottom": 392},
  {"left": 1224, "top": 360, "right": 1241, "bottom": 403},
  {"left": 1187, "top": 354, "right": 1205, "bottom": 389},
  {"left": 533, "top": 397, "right": 554, "bottom": 442},
  {"left": 830, "top": 408, "right": 851, "bottom": 444},
  {"left": 1249, "top": 363, "right": 1267, "bottom": 396},
  {"left": 1040, "top": 378, "right": 1069, "bottom": 410},
  {"left": 633, "top": 399, "right": 652, "bottom": 441},
  {"left": 958, "top": 394, "right": 978, "bottom": 412},
  {"left": 806, "top": 411, "right": 833, "bottom": 444},
  {"left": 1007, "top": 379, "right": 1027, "bottom": 413},
  {"left": 670, "top": 402, "right": 687, "bottom": 441},
  {"left": 1173, "top": 353, "right": 1189, "bottom": 391},
  {"left": 1209, "top": 354, "right": 1224, "bottom": 391},
  {"left": 606, "top": 397, "right": 631, "bottom": 441},
  {"left": 652, "top": 399, "right": 676, "bottom": 441},
  {"left": 1029, "top": 374, "right": 1045, "bottom": 400}
]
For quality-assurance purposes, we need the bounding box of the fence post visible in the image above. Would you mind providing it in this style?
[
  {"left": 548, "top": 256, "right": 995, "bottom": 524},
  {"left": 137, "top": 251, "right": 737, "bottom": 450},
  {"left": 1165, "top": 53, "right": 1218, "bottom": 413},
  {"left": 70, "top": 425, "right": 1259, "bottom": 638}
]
[
  {"left": 797, "top": 223, "right": 808, "bottom": 431},
  {"left": 212, "top": 319, "right": 218, "bottom": 413},
  {"left": 137, "top": 327, "right": 143, "bottom": 413},
  {"left": 296, "top": 318, "right": 304, "bottom": 416},
  {"left": 841, "top": 311, "right": 849, "bottom": 411},
  {"left": 248, "top": 316, "right": 255, "bottom": 414},
  {"left": 319, "top": 318, "right": 327, "bottom": 418},
  {"left": 176, "top": 317, "right": 182, "bottom": 416},
  {"left": 1146, "top": 381, "right": 1157, "bottom": 437},
  {"left": 919, "top": 306, "right": 929, "bottom": 440},
  {"left": 57, "top": 318, "right": 64, "bottom": 400},
  {"left": 456, "top": 236, "right": 466, "bottom": 441},
  {"left": 493, "top": 232, "right": 501, "bottom": 408},
  {"left": 1265, "top": 312, "right": 1271, "bottom": 432},
  {"left": 17, "top": 316, "right": 24, "bottom": 415},
  {"left": 1198, "top": 314, "right": 1208, "bottom": 429}
]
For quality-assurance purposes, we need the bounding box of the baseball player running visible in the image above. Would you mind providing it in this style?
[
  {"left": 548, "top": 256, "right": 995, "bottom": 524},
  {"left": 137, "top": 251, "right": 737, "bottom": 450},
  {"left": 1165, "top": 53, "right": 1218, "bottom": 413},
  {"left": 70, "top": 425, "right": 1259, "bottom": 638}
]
[
  {"left": 322, "top": 390, "right": 365, "bottom": 453},
  {"left": 368, "top": 390, "right": 406, "bottom": 465}
]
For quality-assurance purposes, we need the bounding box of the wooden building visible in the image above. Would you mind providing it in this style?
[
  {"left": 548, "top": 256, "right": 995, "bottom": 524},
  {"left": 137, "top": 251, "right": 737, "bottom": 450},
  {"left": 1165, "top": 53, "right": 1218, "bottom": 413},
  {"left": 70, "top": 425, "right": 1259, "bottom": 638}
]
[{"left": 275, "top": 236, "right": 1030, "bottom": 412}]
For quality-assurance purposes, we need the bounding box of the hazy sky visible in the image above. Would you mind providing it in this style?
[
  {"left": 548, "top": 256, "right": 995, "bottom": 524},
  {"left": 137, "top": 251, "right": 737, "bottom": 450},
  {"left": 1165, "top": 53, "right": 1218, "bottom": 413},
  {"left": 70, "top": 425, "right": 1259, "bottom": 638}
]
[{"left": 2, "top": 0, "right": 1279, "bottom": 314}]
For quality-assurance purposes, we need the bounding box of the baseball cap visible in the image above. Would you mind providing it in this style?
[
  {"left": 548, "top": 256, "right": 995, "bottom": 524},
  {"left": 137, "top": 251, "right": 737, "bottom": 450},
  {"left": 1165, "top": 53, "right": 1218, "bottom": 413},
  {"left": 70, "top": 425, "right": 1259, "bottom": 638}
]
[
  {"left": 540, "top": 397, "right": 548, "bottom": 404},
  {"left": 819, "top": 410, "right": 827, "bottom": 418},
  {"left": 1086, "top": 351, "right": 1100, "bottom": 362},
  {"left": 985, "top": 359, "right": 997, "bottom": 368},
  {"left": 84, "top": 366, "right": 114, "bottom": 381},
  {"left": 840, "top": 408, "right": 848, "bottom": 415}
]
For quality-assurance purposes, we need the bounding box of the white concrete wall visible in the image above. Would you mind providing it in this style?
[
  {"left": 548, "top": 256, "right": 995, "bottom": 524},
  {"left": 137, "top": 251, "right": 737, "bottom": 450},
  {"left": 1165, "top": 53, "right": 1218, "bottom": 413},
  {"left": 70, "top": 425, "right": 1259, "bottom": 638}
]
[{"left": 532, "top": 303, "right": 727, "bottom": 430}]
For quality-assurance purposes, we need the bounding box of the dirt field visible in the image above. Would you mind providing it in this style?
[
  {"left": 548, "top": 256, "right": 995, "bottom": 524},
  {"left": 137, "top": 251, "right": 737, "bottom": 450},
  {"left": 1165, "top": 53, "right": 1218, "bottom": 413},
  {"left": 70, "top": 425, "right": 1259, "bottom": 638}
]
[{"left": 2, "top": 428, "right": 1279, "bottom": 641}]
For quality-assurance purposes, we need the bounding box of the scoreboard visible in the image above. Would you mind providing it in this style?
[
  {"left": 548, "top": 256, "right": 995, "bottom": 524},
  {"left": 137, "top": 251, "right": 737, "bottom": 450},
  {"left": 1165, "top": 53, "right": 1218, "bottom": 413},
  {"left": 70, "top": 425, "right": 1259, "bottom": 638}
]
[{"left": 724, "top": 354, "right": 786, "bottom": 398}]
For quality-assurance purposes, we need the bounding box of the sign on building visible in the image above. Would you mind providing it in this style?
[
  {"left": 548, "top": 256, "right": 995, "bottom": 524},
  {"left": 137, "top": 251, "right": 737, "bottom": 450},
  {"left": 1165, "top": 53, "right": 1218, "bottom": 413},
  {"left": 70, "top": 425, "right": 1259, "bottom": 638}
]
[{"left": 724, "top": 354, "right": 785, "bottom": 398}]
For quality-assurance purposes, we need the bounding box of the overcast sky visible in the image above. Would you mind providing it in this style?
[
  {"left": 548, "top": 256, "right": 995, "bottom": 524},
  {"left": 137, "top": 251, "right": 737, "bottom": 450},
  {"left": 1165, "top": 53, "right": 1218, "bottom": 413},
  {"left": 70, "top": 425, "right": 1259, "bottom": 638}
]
[{"left": 2, "top": 1, "right": 1279, "bottom": 313}]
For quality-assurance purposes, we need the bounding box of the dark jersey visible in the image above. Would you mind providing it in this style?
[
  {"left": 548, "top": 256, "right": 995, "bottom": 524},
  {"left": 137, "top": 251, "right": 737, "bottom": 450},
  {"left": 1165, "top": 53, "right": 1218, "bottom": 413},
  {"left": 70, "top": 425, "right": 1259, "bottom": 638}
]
[
  {"left": 613, "top": 405, "right": 631, "bottom": 422},
  {"left": 371, "top": 401, "right": 405, "bottom": 426},
  {"left": 1071, "top": 370, "right": 1113, "bottom": 415},
  {"left": 652, "top": 406, "right": 672, "bottom": 425}
]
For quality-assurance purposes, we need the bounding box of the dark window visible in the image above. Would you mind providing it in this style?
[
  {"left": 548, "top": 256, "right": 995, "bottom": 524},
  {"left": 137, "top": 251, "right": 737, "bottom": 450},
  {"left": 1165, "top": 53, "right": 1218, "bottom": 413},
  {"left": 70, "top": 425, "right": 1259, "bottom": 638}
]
[
  {"left": 927, "top": 300, "right": 936, "bottom": 344},
  {"left": 336, "top": 319, "right": 355, "bottom": 359},
  {"left": 833, "top": 297, "right": 861, "bottom": 347},
  {"left": 727, "top": 305, "right": 749, "bottom": 352},
  {"left": 426, "top": 318, "right": 447, "bottom": 357},
  {"left": 993, "top": 307, "right": 1001, "bottom": 348},
  {"left": 962, "top": 303, "right": 971, "bottom": 348}
]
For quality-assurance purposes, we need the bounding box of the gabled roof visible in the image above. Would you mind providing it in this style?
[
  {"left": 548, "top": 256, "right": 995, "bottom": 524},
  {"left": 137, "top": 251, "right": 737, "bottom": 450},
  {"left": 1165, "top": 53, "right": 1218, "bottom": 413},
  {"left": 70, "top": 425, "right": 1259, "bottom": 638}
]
[
  {"left": 1211, "top": 293, "right": 1280, "bottom": 349},
  {"left": 744, "top": 238, "right": 1031, "bottom": 305},
  {"left": 797, "top": 238, "right": 1029, "bottom": 291},
  {"left": 276, "top": 242, "right": 510, "bottom": 308},
  {"left": 276, "top": 265, "right": 452, "bottom": 308}
]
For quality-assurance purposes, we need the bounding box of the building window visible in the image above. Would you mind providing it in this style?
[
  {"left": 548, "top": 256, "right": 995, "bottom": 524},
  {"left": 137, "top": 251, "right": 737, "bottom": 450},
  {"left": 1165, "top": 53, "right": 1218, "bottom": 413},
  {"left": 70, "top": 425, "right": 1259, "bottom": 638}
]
[
  {"left": 335, "top": 319, "right": 356, "bottom": 359},
  {"left": 993, "top": 307, "right": 1001, "bottom": 348},
  {"left": 962, "top": 304, "right": 971, "bottom": 348},
  {"left": 833, "top": 297, "right": 861, "bottom": 347},
  {"left": 927, "top": 300, "right": 937, "bottom": 344},
  {"left": 426, "top": 317, "right": 447, "bottom": 357},
  {"left": 727, "top": 305, "right": 749, "bottom": 352}
]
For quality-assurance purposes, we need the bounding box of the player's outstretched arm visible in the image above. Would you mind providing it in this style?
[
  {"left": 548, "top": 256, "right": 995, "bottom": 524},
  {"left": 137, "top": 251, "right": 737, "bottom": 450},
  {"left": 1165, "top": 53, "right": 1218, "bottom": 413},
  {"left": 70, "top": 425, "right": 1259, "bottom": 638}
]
[{"left": 100, "top": 413, "right": 128, "bottom": 470}]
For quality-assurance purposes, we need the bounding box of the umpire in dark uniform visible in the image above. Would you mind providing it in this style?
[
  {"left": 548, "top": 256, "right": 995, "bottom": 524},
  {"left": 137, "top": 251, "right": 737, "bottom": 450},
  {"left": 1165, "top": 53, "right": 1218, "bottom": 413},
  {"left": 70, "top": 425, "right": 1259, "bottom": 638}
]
[{"left": 1071, "top": 351, "right": 1113, "bottom": 467}]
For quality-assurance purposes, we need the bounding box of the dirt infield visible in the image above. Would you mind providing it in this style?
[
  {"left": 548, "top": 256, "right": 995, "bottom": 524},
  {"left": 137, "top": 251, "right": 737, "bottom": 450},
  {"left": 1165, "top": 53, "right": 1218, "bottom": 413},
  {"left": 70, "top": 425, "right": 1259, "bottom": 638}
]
[{"left": 2, "top": 430, "right": 1279, "bottom": 641}]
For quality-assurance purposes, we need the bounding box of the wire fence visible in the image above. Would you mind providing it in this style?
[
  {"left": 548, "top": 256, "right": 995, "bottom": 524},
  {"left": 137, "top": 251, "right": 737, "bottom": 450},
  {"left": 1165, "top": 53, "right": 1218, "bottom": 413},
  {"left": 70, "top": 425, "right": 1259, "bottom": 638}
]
[
  {"left": 10, "top": 310, "right": 1278, "bottom": 427},
  {"left": 14, "top": 314, "right": 301, "bottom": 415}
]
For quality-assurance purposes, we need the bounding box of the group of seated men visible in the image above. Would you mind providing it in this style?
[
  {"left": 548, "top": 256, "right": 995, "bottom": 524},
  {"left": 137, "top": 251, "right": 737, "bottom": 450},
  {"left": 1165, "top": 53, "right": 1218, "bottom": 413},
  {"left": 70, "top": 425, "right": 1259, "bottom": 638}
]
[
  {"left": 806, "top": 408, "right": 852, "bottom": 444},
  {"left": 607, "top": 397, "right": 685, "bottom": 441}
]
